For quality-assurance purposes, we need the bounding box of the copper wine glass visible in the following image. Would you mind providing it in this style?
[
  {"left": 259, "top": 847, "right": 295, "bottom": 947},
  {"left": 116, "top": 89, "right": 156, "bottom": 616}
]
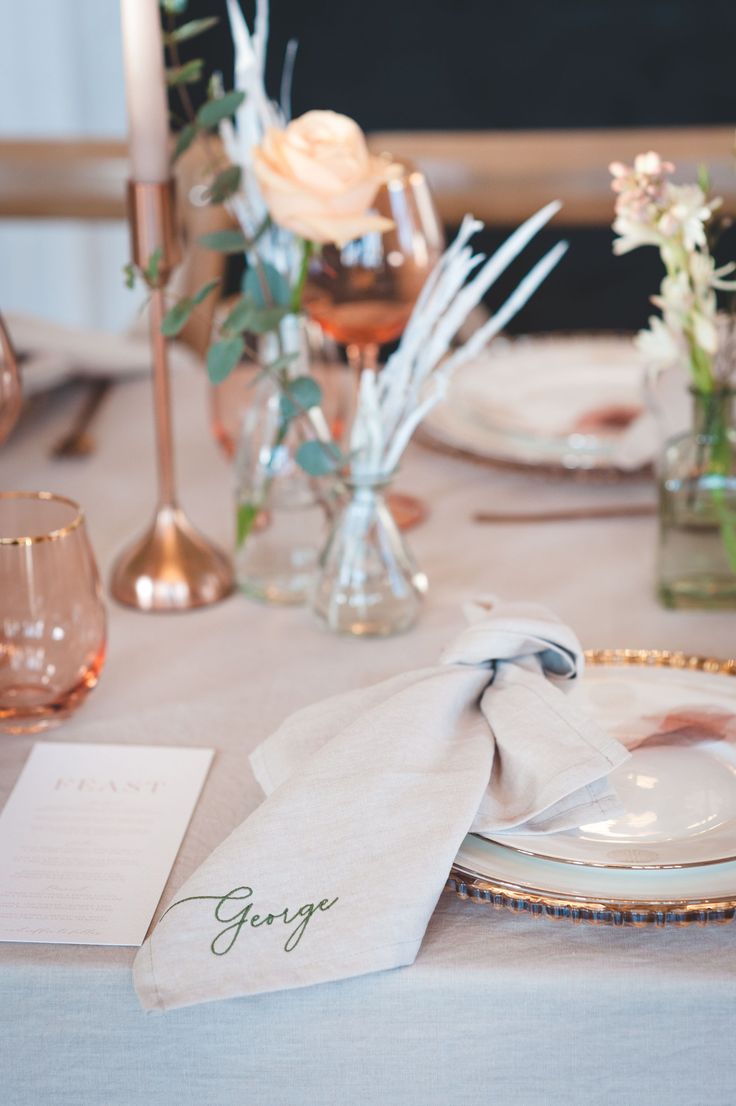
[{"left": 304, "top": 167, "right": 444, "bottom": 528}]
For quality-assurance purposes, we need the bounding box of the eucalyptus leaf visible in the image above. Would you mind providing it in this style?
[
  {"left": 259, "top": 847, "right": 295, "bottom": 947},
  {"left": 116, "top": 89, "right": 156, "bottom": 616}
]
[
  {"left": 165, "top": 59, "right": 204, "bottom": 86},
  {"left": 236, "top": 502, "right": 259, "bottom": 548},
  {"left": 207, "top": 336, "right": 244, "bottom": 383},
  {"left": 222, "top": 297, "right": 253, "bottom": 335},
  {"left": 192, "top": 279, "right": 220, "bottom": 305},
  {"left": 160, "top": 0, "right": 188, "bottom": 13},
  {"left": 246, "top": 305, "right": 289, "bottom": 334},
  {"left": 164, "top": 16, "right": 218, "bottom": 44},
  {"left": 266, "top": 352, "right": 299, "bottom": 374},
  {"left": 123, "top": 263, "right": 137, "bottom": 290},
  {"left": 199, "top": 228, "right": 251, "bottom": 254},
  {"left": 249, "top": 214, "right": 271, "bottom": 247},
  {"left": 296, "top": 440, "right": 342, "bottom": 477},
  {"left": 172, "top": 123, "right": 197, "bottom": 163},
  {"left": 243, "top": 261, "right": 292, "bottom": 308},
  {"left": 277, "top": 398, "right": 294, "bottom": 425},
  {"left": 196, "top": 90, "right": 246, "bottom": 130},
  {"left": 161, "top": 298, "right": 194, "bottom": 337},
  {"left": 280, "top": 376, "right": 322, "bottom": 418},
  {"left": 144, "top": 247, "right": 163, "bottom": 285},
  {"left": 207, "top": 165, "right": 242, "bottom": 204}
]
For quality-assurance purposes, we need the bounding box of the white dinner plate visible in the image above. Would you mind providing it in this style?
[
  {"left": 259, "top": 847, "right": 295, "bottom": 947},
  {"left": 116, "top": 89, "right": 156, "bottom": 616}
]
[
  {"left": 451, "top": 651, "right": 736, "bottom": 925},
  {"left": 484, "top": 660, "right": 736, "bottom": 868},
  {"left": 422, "top": 334, "right": 647, "bottom": 473}
]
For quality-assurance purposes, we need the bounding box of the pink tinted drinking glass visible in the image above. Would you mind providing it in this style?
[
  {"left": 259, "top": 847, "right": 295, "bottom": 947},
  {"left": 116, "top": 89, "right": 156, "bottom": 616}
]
[{"left": 0, "top": 492, "right": 107, "bottom": 733}]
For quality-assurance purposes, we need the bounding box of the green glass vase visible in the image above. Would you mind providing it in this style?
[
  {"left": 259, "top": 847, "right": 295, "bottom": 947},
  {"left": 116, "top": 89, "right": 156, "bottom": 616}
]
[{"left": 658, "top": 387, "right": 736, "bottom": 609}]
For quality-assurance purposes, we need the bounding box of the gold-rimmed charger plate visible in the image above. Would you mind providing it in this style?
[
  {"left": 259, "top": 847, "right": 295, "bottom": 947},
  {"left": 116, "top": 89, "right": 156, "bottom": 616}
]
[{"left": 449, "top": 650, "right": 736, "bottom": 927}]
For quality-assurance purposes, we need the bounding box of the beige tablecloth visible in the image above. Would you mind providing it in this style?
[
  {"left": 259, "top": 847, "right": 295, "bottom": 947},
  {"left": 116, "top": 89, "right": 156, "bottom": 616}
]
[{"left": 0, "top": 368, "right": 734, "bottom": 1106}]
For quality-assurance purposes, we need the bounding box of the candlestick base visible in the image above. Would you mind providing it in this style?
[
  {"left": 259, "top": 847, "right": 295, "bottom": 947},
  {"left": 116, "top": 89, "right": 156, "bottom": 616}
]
[{"left": 111, "top": 504, "right": 233, "bottom": 612}]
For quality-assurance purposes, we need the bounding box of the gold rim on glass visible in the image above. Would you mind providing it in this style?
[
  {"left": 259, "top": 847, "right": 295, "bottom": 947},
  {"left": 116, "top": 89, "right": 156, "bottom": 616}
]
[
  {"left": 449, "top": 648, "right": 736, "bottom": 927},
  {"left": 0, "top": 491, "right": 85, "bottom": 546}
]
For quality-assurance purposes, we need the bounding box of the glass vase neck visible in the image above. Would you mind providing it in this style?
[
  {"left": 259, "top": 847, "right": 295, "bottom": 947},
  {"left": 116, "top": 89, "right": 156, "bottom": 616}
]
[
  {"left": 259, "top": 312, "right": 308, "bottom": 380},
  {"left": 345, "top": 471, "right": 394, "bottom": 493},
  {"left": 690, "top": 386, "right": 734, "bottom": 437}
]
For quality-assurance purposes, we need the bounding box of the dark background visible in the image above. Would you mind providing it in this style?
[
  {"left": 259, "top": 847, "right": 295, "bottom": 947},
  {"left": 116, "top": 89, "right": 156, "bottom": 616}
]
[{"left": 168, "top": 0, "right": 736, "bottom": 332}]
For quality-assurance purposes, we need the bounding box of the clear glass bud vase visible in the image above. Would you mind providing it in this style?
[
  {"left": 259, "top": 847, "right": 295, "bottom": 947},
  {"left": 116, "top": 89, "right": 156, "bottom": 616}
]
[
  {"left": 234, "top": 314, "right": 325, "bottom": 604},
  {"left": 311, "top": 475, "right": 428, "bottom": 636},
  {"left": 658, "top": 387, "right": 736, "bottom": 609}
]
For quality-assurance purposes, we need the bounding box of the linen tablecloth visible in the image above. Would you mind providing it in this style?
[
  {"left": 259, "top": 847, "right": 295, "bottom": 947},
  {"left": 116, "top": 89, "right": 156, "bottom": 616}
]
[{"left": 1, "top": 369, "right": 734, "bottom": 1106}]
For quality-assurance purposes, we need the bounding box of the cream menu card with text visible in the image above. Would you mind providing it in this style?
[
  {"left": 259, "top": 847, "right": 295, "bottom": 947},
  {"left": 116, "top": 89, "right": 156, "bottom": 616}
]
[{"left": 0, "top": 742, "right": 213, "bottom": 946}]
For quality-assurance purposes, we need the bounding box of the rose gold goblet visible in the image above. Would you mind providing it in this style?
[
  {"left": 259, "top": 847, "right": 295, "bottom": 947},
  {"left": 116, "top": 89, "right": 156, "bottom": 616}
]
[
  {"left": 0, "top": 492, "right": 107, "bottom": 734},
  {"left": 304, "top": 167, "right": 444, "bottom": 528}
]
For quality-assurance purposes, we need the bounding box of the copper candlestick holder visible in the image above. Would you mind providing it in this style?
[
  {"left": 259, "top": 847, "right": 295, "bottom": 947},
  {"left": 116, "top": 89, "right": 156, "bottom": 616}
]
[{"left": 110, "top": 180, "right": 233, "bottom": 611}]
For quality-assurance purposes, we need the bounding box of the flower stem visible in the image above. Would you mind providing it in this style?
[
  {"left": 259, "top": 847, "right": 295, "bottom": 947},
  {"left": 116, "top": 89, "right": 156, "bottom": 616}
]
[
  {"left": 710, "top": 410, "right": 736, "bottom": 572},
  {"left": 291, "top": 239, "right": 313, "bottom": 314}
]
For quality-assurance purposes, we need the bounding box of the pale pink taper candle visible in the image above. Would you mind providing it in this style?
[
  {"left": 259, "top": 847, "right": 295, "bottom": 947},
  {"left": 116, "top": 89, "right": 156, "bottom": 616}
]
[{"left": 120, "top": 0, "right": 171, "bottom": 182}]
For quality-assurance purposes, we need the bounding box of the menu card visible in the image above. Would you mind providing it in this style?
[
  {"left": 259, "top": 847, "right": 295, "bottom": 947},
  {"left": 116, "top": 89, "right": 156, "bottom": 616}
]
[{"left": 0, "top": 742, "right": 213, "bottom": 946}]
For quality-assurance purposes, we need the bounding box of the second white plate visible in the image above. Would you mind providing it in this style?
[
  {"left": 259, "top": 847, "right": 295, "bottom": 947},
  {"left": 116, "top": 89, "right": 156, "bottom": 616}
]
[{"left": 422, "top": 334, "right": 646, "bottom": 472}]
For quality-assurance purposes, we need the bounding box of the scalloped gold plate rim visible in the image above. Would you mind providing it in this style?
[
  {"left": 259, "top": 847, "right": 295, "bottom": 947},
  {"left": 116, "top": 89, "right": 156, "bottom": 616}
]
[{"left": 445, "top": 871, "right": 736, "bottom": 928}]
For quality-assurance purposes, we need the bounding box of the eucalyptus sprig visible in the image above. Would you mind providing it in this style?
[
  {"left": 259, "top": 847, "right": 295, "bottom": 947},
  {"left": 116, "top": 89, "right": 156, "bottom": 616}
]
[{"left": 143, "top": 0, "right": 345, "bottom": 483}]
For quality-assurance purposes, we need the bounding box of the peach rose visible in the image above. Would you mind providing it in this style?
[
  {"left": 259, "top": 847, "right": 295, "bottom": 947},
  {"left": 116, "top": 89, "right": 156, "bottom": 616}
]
[{"left": 253, "top": 110, "right": 398, "bottom": 247}]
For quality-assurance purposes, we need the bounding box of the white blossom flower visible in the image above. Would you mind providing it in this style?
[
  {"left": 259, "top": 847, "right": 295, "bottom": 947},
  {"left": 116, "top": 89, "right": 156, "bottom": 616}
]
[
  {"left": 707, "top": 258, "right": 736, "bottom": 291},
  {"left": 634, "top": 151, "right": 674, "bottom": 177},
  {"left": 658, "top": 184, "right": 713, "bottom": 251},
  {"left": 691, "top": 309, "right": 719, "bottom": 355},
  {"left": 611, "top": 216, "right": 662, "bottom": 254},
  {"left": 611, "top": 149, "right": 735, "bottom": 388},
  {"left": 652, "top": 270, "right": 694, "bottom": 321},
  {"left": 689, "top": 251, "right": 715, "bottom": 292},
  {"left": 609, "top": 152, "right": 673, "bottom": 200},
  {"left": 635, "top": 315, "right": 684, "bottom": 368}
]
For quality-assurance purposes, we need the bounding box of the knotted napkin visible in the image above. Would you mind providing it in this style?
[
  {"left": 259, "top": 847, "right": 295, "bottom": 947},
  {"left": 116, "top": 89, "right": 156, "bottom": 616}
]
[{"left": 134, "top": 598, "right": 628, "bottom": 1011}]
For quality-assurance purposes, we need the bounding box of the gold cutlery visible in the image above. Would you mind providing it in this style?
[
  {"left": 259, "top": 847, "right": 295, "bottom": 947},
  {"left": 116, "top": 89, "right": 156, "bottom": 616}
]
[{"left": 51, "top": 378, "right": 114, "bottom": 459}]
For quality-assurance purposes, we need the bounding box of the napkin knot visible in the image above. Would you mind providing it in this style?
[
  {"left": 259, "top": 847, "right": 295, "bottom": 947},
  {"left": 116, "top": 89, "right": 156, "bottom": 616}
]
[{"left": 439, "top": 596, "right": 583, "bottom": 685}]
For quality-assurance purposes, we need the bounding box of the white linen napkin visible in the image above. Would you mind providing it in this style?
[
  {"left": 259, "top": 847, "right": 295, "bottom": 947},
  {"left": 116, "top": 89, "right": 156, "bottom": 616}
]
[
  {"left": 8, "top": 312, "right": 201, "bottom": 396},
  {"left": 133, "top": 598, "right": 628, "bottom": 1012}
]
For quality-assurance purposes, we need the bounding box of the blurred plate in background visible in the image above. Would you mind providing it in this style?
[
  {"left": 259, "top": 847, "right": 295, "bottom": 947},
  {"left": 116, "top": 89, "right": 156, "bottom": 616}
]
[{"left": 422, "top": 334, "right": 649, "bottom": 475}]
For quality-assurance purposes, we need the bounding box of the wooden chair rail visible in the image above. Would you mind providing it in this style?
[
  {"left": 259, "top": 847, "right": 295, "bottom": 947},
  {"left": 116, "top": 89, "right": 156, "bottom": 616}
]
[
  {"left": 1, "top": 128, "right": 732, "bottom": 352},
  {"left": 367, "top": 126, "right": 736, "bottom": 225},
  {"left": 0, "top": 137, "right": 231, "bottom": 356},
  {"left": 0, "top": 139, "right": 129, "bottom": 220},
  {"left": 1, "top": 127, "right": 733, "bottom": 226}
]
